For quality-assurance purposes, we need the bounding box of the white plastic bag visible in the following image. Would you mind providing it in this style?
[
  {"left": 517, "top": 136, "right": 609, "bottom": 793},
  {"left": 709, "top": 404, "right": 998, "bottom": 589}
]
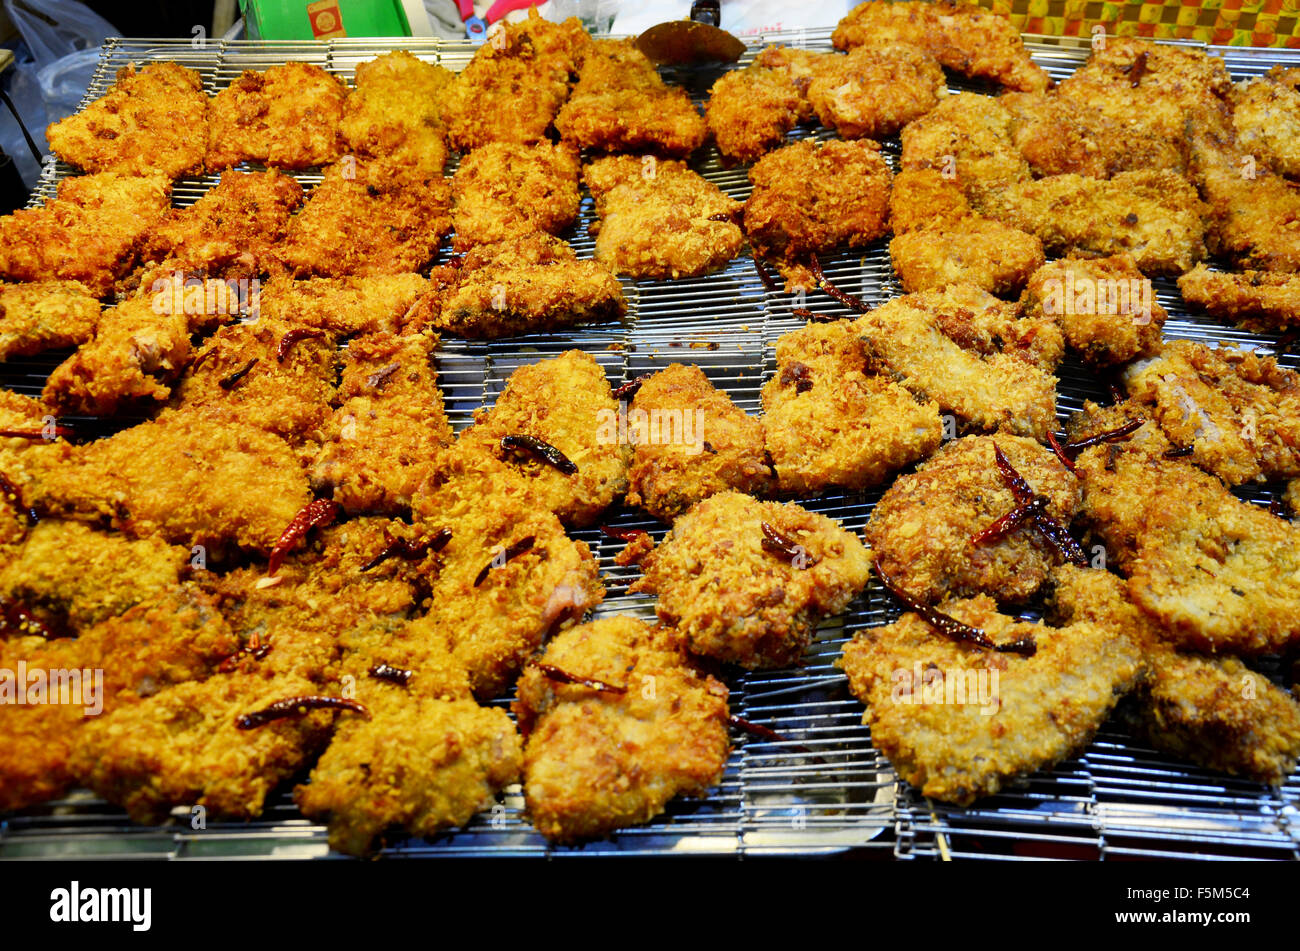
[{"left": 610, "top": 0, "right": 854, "bottom": 38}]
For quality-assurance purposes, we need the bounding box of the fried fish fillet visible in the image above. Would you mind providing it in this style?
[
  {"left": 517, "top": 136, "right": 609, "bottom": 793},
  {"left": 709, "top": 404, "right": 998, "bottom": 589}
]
[
  {"left": 455, "top": 349, "right": 631, "bottom": 527},
  {"left": 762, "top": 319, "right": 941, "bottom": 494},
  {"left": 1177, "top": 265, "right": 1300, "bottom": 333},
  {"left": 556, "top": 39, "right": 706, "bottom": 157},
  {"left": 341, "top": 50, "right": 454, "bottom": 177},
  {"left": 705, "top": 46, "right": 820, "bottom": 165},
  {"left": 839, "top": 595, "right": 1144, "bottom": 805},
  {"left": 899, "top": 92, "right": 1029, "bottom": 211},
  {"left": 278, "top": 157, "right": 452, "bottom": 278},
  {"left": 855, "top": 285, "right": 1060, "bottom": 439},
  {"left": 206, "top": 61, "right": 346, "bottom": 170},
  {"left": 625, "top": 363, "right": 773, "bottom": 520},
  {"left": 1122, "top": 341, "right": 1300, "bottom": 485},
  {"left": 0, "top": 281, "right": 100, "bottom": 362},
  {"left": 832, "top": 0, "right": 1050, "bottom": 93},
  {"left": 0, "top": 172, "right": 171, "bottom": 296},
  {"left": 1021, "top": 254, "right": 1165, "bottom": 366},
  {"left": 513, "top": 616, "right": 730, "bottom": 842},
  {"left": 451, "top": 141, "right": 581, "bottom": 252},
  {"left": 409, "top": 233, "right": 625, "bottom": 338},
  {"left": 629, "top": 491, "right": 871, "bottom": 668},
  {"left": 1231, "top": 67, "right": 1300, "bottom": 180},
  {"left": 983, "top": 170, "right": 1206, "bottom": 276},
  {"left": 258, "top": 273, "right": 430, "bottom": 335},
  {"left": 311, "top": 330, "right": 453, "bottom": 514},
  {"left": 46, "top": 62, "right": 208, "bottom": 178},
  {"left": 807, "top": 42, "right": 944, "bottom": 140},
  {"left": 585, "top": 154, "right": 743, "bottom": 280},
  {"left": 866, "top": 434, "right": 1080, "bottom": 606}
]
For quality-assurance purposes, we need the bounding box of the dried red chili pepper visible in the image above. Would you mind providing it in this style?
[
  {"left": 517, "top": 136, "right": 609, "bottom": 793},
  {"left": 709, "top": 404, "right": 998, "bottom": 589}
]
[
  {"left": 219, "top": 357, "right": 259, "bottom": 390},
  {"left": 236, "top": 695, "right": 369, "bottom": 730},
  {"left": 971, "top": 496, "right": 1048, "bottom": 545},
  {"left": 266, "top": 498, "right": 341, "bottom": 576},
  {"left": 1062, "top": 417, "right": 1144, "bottom": 453},
  {"left": 537, "top": 663, "right": 627, "bottom": 694},
  {"left": 599, "top": 524, "right": 649, "bottom": 543},
  {"left": 753, "top": 255, "right": 779, "bottom": 292},
  {"left": 876, "top": 561, "right": 1037, "bottom": 656},
  {"left": 0, "top": 597, "right": 55, "bottom": 639},
  {"left": 500, "top": 435, "right": 578, "bottom": 475},
  {"left": 369, "top": 663, "right": 413, "bottom": 687},
  {"left": 1164, "top": 444, "right": 1194, "bottom": 458},
  {"left": 612, "top": 374, "right": 652, "bottom": 400},
  {"left": 359, "top": 528, "right": 451, "bottom": 572},
  {"left": 760, "top": 522, "right": 818, "bottom": 567},
  {"left": 1127, "top": 50, "right": 1149, "bottom": 87},
  {"left": 1045, "top": 431, "right": 1077, "bottom": 473},
  {"left": 473, "top": 535, "right": 537, "bottom": 587},
  {"left": 991, "top": 445, "right": 1088, "bottom": 567},
  {"left": 276, "top": 328, "right": 326, "bottom": 362},
  {"left": 808, "top": 255, "right": 869, "bottom": 313}
]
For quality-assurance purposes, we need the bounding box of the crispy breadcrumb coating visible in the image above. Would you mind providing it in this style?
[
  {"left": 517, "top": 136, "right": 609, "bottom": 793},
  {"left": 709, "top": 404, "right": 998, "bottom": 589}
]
[
  {"left": 626, "top": 362, "right": 773, "bottom": 520},
  {"left": 585, "top": 154, "right": 743, "bottom": 280},
  {"left": 899, "top": 92, "right": 1028, "bottom": 212},
  {"left": 46, "top": 62, "right": 207, "bottom": 178},
  {"left": 0, "top": 281, "right": 100, "bottom": 361},
  {"left": 0, "top": 172, "right": 171, "bottom": 297},
  {"left": 342, "top": 50, "right": 454, "bottom": 177},
  {"left": 513, "top": 616, "right": 730, "bottom": 842},
  {"left": 839, "top": 595, "right": 1144, "bottom": 805},
  {"left": 1231, "top": 67, "right": 1300, "bottom": 179},
  {"left": 259, "top": 273, "right": 430, "bottom": 335},
  {"left": 1178, "top": 265, "right": 1300, "bottom": 333},
  {"left": 866, "top": 434, "right": 1080, "bottom": 605},
  {"left": 451, "top": 141, "right": 581, "bottom": 251},
  {"left": 807, "top": 42, "right": 944, "bottom": 140},
  {"left": 206, "top": 61, "right": 346, "bottom": 170},
  {"left": 705, "top": 46, "right": 818, "bottom": 165},
  {"left": 629, "top": 491, "right": 871, "bottom": 668},
  {"left": 762, "top": 319, "right": 941, "bottom": 494}
]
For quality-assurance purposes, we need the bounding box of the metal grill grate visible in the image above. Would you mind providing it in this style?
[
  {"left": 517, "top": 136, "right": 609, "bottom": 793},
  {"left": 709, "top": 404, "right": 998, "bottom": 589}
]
[{"left": 1, "top": 30, "right": 1298, "bottom": 860}]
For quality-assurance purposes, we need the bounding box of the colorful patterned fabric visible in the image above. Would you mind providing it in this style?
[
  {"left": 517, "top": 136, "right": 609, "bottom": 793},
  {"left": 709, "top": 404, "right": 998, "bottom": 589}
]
[{"left": 980, "top": 0, "right": 1300, "bottom": 48}]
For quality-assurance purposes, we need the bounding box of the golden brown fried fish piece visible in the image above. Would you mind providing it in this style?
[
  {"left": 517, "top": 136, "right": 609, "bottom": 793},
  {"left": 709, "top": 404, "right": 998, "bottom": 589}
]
[
  {"left": 451, "top": 141, "right": 581, "bottom": 252},
  {"left": 856, "top": 285, "right": 1060, "bottom": 439},
  {"left": 279, "top": 157, "right": 452, "bottom": 278},
  {"left": 1178, "top": 265, "right": 1300, "bottom": 334},
  {"left": 625, "top": 363, "right": 773, "bottom": 520},
  {"left": 705, "top": 46, "right": 821, "bottom": 165},
  {"left": 513, "top": 616, "right": 730, "bottom": 842},
  {"left": 1122, "top": 340, "right": 1300, "bottom": 485},
  {"left": 762, "top": 319, "right": 941, "bottom": 494},
  {"left": 1231, "top": 67, "right": 1300, "bottom": 180},
  {"left": 629, "top": 491, "right": 871, "bottom": 668},
  {"left": 0, "top": 172, "right": 171, "bottom": 297},
  {"left": 342, "top": 50, "right": 454, "bottom": 177},
  {"left": 410, "top": 233, "right": 625, "bottom": 338},
  {"left": 206, "top": 61, "right": 346, "bottom": 170},
  {"left": 585, "top": 154, "right": 743, "bottom": 280},
  {"left": 259, "top": 273, "right": 430, "bottom": 335},
  {"left": 866, "top": 434, "right": 1080, "bottom": 606},
  {"left": 46, "top": 62, "right": 208, "bottom": 178},
  {"left": 832, "top": 0, "right": 1050, "bottom": 93},
  {"left": 1021, "top": 254, "right": 1165, "bottom": 367},
  {"left": 899, "top": 92, "right": 1029, "bottom": 211},
  {"left": 839, "top": 594, "right": 1144, "bottom": 805},
  {"left": 311, "top": 330, "right": 453, "bottom": 515},
  {"left": 807, "top": 42, "right": 944, "bottom": 140},
  {"left": 557, "top": 39, "right": 706, "bottom": 157},
  {"left": 0, "top": 281, "right": 100, "bottom": 362}
]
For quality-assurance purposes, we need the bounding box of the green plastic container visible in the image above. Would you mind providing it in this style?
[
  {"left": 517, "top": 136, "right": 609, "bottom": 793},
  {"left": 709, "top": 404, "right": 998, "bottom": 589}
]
[{"left": 240, "top": 0, "right": 418, "bottom": 40}]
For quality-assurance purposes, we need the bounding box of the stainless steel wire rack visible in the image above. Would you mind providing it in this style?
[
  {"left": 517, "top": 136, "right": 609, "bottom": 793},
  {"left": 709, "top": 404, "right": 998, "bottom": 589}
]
[{"left": 1, "top": 28, "right": 1298, "bottom": 861}]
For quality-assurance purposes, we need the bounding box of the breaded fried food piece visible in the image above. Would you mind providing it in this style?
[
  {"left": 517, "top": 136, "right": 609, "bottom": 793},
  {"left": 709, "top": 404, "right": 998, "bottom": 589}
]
[
  {"left": 311, "top": 330, "right": 452, "bottom": 514},
  {"left": 12, "top": 413, "right": 312, "bottom": 555},
  {"left": 1049, "top": 564, "right": 1300, "bottom": 786},
  {"left": 456, "top": 349, "right": 631, "bottom": 526},
  {"left": 866, "top": 435, "right": 1080, "bottom": 606},
  {"left": 1231, "top": 67, "right": 1300, "bottom": 179},
  {"left": 513, "top": 616, "right": 730, "bottom": 842},
  {"left": 166, "top": 318, "right": 337, "bottom": 445},
  {"left": 259, "top": 273, "right": 430, "bottom": 335},
  {"left": 137, "top": 170, "right": 304, "bottom": 282},
  {"left": 984, "top": 170, "right": 1206, "bottom": 276},
  {"left": 629, "top": 491, "right": 871, "bottom": 668},
  {"left": 342, "top": 50, "right": 454, "bottom": 177},
  {"left": 899, "top": 92, "right": 1028, "bottom": 212},
  {"left": 585, "top": 154, "right": 743, "bottom": 280},
  {"left": 762, "top": 320, "right": 941, "bottom": 494},
  {"left": 410, "top": 233, "right": 625, "bottom": 338},
  {"left": 1178, "top": 265, "right": 1300, "bottom": 333},
  {"left": 856, "top": 285, "right": 1060, "bottom": 439},
  {"left": 411, "top": 449, "right": 605, "bottom": 698},
  {"left": 0, "top": 172, "right": 171, "bottom": 296},
  {"left": 625, "top": 363, "right": 773, "bottom": 520},
  {"left": 888, "top": 169, "right": 1044, "bottom": 295},
  {"left": 745, "top": 138, "right": 892, "bottom": 282},
  {"left": 505, "top": 8, "right": 592, "bottom": 76},
  {"left": 556, "top": 39, "right": 706, "bottom": 157},
  {"left": 1122, "top": 341, "right": 1300, "bottom": 485},
  {"left": 46, "top": 62, "right": 207, "bottom": 178},
  {"left": 0, "top": 388, "right": 49, "bottom": 462},
  {"left": 0, "top": 281, "right": 100, "bottom": 361},
  {"left": 0, "top": 520, "right": 186, "bottom": 635},
  {"left": 1021, "top": 254, "right": 1165, "bottom": 366},
  {"left": 43, "top": 295, "right": 193, "bottom": 416},
  {"left": 807, "top": 42, "right": 944, "bottom": 140},
  {"left": 1000, "top": 91, "right": 1185, "bottom": 179},
  {"left": 705, "top": 46, "right": 820, "bottom": 165},
  {"left": 279, "top": 158, "right": 452, "bottom": 278},
  {"left": 839, "top": 595, "right": 1144, "bottom": 805},
  {"left": 206, "top": 61, "right": 346, "bottom": 170},
  {"left": 451, "top": 141, "right": 581, "bottom": 251}
]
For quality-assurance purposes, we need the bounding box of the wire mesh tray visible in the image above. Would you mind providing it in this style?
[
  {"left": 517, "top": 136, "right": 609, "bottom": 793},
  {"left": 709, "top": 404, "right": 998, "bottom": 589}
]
[{"left": 1, "top": 28, "right": 1298, "bottom": 861}]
